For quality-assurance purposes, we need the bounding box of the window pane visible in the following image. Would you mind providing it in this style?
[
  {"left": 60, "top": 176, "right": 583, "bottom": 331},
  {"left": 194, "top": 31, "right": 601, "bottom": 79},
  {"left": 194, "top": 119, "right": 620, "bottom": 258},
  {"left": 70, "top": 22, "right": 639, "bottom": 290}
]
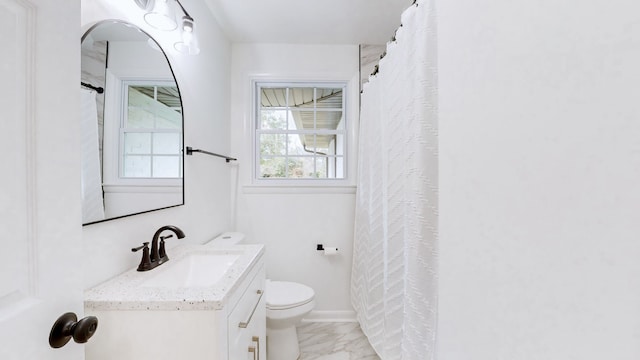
[
  {"left": 315, "top": 157, "right": 328, "bottom": 178},
  {"left": 153, "top": 133, "right": 181, "bottom": 154},
  {"left": 259, "top": 156, "right": 287, "bottom": 178},
  {"left": 127, "top": 87, "right": 156, "bottom": 128},
  {"left": 334, "top": 134, "right": 345, "bottom": 156},
  {"left": 260, "top": 110, "right": 288, "bottom": 130},
  {"left": 289, "top": 109, "right": 314, "bottom": 131},
  {"left": 289, "top": 88, "right": 314, "bottom": 108},
  {"left": 315, "top": 88, "right": 343, "bottom": 109},
  {"left": 123, "top": 155, "right": 151, "bottom": 177},
  {"left": 314, "top": 134, "right": 343, "bottom": 155},
  {"left": 261, "top": 88, "right": 289, "bottom": 108},
  {"left": 288, "top": 157, "right": 315, "bottom": 178},
  {"left": 335, "top": 112, "right": 346, "bottom": 130},
  {"left": 320, "top": 156, "right": 345, "bottom": 179},
  {"left": 335, "top": 156, "right": 345, "bottom": 178},
  {"left": 153, "top": 156, "right": 180, "bottom": 178},
  {"left": 124, "top": 133, "right": 151, "bottom": 154},
  {"left": 259, "top": 134, "right": 287, "bottom": 155},
  {"left": 128, "top": 85, "right": 182, "bottom": 130},
  {"left": 316, "top": 111, "right": 343, "bottom": 130},
  {"left": 129, "top": 86, "right": 155, "bottom": 101},
  {"left": 127, "top": 106, "right": 155, "bottom": 128},
  {"left": 156, "top": 86, "right": 180, "bottom": 110},
  {"left": 288, "top": 134, "right": 307, "bottom": 155},
  {"left": 155, "top": 109, "right": 182, "bottom": 130}
]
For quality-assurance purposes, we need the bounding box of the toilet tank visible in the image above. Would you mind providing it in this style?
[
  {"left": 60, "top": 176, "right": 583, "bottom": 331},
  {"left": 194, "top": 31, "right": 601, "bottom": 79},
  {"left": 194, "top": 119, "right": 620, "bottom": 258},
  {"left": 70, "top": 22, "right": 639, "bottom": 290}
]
[{"left": 206, "top": 232, "right": 246, "bottom": 246}]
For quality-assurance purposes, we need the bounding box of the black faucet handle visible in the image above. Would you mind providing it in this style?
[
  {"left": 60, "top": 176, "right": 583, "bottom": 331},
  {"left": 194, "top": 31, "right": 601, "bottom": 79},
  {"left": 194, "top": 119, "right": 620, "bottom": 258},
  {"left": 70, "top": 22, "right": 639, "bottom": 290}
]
[
  {"left": 159, "top": 238, "right": 169, "bottom": 260},
  {"left": 132, "top": 242, "right": 153, "bottom": 271},
  {"left": 131, "top": 242, "right": 149, "bottom": 252}
]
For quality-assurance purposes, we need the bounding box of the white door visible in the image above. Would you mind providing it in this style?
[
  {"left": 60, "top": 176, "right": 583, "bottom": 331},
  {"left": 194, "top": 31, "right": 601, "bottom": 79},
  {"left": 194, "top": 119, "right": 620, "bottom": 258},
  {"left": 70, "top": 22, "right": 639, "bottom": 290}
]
[{"left": 0, "top": 0, "right": 85, "bottom": 359}]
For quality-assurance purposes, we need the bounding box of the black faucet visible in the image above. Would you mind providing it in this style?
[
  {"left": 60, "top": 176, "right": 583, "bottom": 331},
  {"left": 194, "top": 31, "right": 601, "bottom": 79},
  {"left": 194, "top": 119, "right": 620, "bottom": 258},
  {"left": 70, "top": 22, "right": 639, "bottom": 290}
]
[{"left": 132, "top": 225, "right": 185, "bottom": 271}]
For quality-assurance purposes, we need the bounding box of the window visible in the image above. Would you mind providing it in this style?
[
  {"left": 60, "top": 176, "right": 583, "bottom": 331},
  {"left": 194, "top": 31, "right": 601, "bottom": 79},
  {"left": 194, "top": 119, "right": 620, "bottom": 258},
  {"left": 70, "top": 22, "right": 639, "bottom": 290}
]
[
  {"left": 255, "top": 82, "right": 347, "bottom": 181},
  {"left": 121, "top": 81, "right": 183, "bottom": 179}
]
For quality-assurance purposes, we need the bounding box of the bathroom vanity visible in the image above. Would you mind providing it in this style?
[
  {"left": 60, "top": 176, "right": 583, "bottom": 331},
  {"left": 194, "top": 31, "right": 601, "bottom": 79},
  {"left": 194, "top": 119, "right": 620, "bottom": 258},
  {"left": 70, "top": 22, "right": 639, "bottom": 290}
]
[{"left": 84, "top": 244, "right": 265, "bottom": 360}]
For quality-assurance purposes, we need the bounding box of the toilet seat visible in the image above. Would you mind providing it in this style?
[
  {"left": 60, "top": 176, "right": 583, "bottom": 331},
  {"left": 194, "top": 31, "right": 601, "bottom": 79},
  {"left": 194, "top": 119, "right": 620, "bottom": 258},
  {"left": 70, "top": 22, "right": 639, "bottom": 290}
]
[{"left": 266, "top": 280, "right": 315, "bottom": 310}]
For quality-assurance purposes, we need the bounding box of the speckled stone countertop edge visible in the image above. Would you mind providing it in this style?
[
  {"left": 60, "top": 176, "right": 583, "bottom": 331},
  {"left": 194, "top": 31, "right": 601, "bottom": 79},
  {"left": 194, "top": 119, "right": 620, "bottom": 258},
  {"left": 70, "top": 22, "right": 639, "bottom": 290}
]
[{"left": 84, "top": 244, "right": 264, "bottom": 311}]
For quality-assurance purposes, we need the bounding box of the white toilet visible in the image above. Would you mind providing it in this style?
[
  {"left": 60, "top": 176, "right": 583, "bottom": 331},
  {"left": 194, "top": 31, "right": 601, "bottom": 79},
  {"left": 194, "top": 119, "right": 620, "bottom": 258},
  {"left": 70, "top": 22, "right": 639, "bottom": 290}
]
[
  {"left": 207, "top": 232, "right": 315, "bottom": 360},
  {"left": 265, "top": 279, "right": 315, "bottom": 360}
]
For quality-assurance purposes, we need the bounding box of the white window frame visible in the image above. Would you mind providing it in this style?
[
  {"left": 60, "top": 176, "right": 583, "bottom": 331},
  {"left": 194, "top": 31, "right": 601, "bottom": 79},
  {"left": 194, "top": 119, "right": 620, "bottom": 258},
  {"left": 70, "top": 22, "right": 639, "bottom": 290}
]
[
  {"left": 102, "top": 71, "right": 182, "bottom": 189},
  {"left": 253, "top": 81, "right": 350, "bottom": 186}
]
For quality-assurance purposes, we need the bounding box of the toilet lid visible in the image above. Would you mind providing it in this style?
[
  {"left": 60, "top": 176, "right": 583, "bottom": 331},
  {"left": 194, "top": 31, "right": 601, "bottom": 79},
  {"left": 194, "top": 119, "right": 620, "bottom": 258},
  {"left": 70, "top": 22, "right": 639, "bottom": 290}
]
[{"left": 266, "top": 280, "right": 315, "bottom": 310}]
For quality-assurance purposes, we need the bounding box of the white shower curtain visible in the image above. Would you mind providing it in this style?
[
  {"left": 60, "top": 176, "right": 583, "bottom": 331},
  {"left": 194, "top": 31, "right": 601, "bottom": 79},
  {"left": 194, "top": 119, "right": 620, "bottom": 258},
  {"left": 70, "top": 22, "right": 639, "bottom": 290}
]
[
  {"left": 81, "top": 88, "right": 105, "bottom": 223},
  {"left": 351, "top": 1, "right": 438, "bottom": 359}
]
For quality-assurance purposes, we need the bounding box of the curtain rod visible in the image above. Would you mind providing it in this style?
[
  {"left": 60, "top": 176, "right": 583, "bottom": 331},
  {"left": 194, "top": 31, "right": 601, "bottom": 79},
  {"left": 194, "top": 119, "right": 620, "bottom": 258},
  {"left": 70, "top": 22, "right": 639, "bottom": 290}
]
[
  {"left": 185, "top": 146, "right": 237, "bottom": 163},
  {"left": 81, "top": 82, "right": 104, "bottom": 94}
]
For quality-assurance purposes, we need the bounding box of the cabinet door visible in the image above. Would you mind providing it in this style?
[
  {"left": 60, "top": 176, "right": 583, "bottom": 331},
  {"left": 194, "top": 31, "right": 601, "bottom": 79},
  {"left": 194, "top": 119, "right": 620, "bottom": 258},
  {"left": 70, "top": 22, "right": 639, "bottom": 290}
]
[
  {"left": 228, "top": 268, "right": 265, "bottom": 360},
  {"left": 228, "top": 330, "right": 257, "bottom": 360}
]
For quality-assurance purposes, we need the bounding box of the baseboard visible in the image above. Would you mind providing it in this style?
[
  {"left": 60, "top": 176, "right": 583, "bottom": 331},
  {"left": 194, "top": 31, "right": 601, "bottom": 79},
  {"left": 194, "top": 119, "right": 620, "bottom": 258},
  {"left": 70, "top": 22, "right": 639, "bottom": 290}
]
[{"left": 302, "top": 310, "right": 357, "bottom": 323}]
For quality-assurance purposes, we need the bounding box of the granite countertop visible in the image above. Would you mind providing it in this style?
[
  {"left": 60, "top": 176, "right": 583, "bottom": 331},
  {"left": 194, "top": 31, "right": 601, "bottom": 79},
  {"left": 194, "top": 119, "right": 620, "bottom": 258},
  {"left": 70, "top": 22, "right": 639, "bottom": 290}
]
[{"left": 84, "top": 244, "right": 264, "bottom": 311}]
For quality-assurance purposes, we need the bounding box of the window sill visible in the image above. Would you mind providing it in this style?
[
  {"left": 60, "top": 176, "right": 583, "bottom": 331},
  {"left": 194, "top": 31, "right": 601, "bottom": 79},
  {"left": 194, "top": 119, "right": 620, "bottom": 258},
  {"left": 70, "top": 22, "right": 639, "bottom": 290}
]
[
  {"left": 103, "top": 184, "right": 182, "bottom": 194},
  {"left": 242, "top": 185, "right": 356, "bottom": 194}
]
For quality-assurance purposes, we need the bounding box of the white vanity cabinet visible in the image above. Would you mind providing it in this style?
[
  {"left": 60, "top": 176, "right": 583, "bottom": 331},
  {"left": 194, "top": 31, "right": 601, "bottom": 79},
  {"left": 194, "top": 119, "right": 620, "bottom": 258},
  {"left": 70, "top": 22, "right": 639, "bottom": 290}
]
[{"left": 84, "top": 245, "right": 265, "bottom": 360}]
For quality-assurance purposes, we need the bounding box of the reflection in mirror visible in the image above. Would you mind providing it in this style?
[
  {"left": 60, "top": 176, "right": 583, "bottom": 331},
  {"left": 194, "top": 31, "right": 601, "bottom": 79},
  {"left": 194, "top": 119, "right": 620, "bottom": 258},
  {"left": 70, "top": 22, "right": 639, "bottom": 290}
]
[{"left": 81, "top": 21, "right": 183, "bottom": 225}]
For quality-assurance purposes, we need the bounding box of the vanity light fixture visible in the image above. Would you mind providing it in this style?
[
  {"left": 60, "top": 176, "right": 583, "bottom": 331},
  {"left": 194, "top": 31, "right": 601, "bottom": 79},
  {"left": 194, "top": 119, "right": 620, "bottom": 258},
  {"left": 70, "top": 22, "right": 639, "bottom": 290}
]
[{"left": 136, "top": 0, "right": 201, "bottom": 55}]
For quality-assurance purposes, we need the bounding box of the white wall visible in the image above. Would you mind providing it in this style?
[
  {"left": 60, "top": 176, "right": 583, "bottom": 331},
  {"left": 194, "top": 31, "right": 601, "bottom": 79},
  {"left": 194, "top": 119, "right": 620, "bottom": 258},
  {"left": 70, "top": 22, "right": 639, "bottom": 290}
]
[
  {"left": 81, "top": 0, "right": 232, "bottom": 288},
  {"left": 438, "top": 0, "right": 640, "bottom": 358},
  {"left": 230, "top": 44, "right": 360, "bottom": 318}
]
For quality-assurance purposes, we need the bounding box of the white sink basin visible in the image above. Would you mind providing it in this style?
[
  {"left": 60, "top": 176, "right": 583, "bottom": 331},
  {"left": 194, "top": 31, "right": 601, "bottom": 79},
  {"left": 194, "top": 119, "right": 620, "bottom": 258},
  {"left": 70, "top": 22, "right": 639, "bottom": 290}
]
[
  {"left": 141, "top": 252, "right": 241, "bottom": 288},
  {"left": 85, "top": 244, "right": 265, "bottom": 311}
]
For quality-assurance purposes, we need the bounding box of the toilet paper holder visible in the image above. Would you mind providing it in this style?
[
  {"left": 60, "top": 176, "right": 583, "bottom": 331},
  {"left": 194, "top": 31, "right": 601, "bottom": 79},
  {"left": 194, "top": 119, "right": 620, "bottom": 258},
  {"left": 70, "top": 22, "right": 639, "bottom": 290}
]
[{"left": 316, "top": 244, "right": 338, "bottom": 251}]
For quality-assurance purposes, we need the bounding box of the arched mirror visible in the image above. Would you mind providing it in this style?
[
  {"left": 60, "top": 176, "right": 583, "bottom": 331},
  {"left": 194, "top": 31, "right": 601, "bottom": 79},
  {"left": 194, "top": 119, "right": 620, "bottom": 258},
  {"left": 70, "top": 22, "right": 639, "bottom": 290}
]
[{"left": 81, "top": 21, "right": 183, "bottom": 225}]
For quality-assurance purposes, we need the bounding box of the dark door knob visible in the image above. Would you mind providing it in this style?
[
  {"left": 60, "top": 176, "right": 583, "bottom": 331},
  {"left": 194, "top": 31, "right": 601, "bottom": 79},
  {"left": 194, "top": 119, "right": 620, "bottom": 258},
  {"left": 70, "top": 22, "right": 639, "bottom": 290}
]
[{"left": 49, "top": 312, "right": 98, "bottom": 348}]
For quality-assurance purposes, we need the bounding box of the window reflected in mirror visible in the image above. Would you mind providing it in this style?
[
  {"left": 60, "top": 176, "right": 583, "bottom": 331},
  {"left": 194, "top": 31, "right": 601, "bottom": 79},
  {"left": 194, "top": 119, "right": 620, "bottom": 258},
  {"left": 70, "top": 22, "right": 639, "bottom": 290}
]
[{"left": 122, "top": 83, "right": 183, "bottom": 179}]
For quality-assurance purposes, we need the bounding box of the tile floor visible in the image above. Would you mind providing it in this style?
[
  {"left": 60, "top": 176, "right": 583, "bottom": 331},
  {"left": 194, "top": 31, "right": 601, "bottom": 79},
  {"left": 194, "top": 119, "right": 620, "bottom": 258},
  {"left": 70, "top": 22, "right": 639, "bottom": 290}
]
[{"left": 297, "top": 322, "right": 380, "bottom": 360}]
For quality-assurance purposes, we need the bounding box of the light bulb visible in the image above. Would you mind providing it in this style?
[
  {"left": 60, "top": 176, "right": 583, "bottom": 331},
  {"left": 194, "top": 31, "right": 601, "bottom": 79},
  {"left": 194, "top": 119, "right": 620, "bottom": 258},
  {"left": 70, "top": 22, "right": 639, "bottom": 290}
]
[
  {"left": 175, "top": 16, "right": 200, "bottom": 55},
  {"left": 144, "top": 0, "right": 177, "bottom": 31}
]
